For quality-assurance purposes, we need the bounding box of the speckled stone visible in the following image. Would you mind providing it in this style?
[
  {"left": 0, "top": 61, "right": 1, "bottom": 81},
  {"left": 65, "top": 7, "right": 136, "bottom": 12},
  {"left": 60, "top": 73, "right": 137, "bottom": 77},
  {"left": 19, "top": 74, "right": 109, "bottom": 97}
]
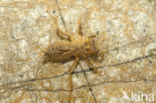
[{"left": 0, "top": 0, "right": 156, "bottom": 103}]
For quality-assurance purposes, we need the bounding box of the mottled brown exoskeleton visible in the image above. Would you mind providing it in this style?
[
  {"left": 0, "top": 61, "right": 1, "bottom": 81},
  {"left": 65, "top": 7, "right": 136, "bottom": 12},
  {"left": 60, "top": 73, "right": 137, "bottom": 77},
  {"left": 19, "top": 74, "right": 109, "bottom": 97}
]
[{"left": 41, "top": 17, "right": 103, "bottom": 102}]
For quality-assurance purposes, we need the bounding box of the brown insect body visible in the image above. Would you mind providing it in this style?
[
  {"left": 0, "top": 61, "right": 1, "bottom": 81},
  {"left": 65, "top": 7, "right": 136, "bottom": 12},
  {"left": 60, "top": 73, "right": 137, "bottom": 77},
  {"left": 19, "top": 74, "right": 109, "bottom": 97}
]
[
  {"left": 40, "top": 17, "right": 102, "bottom": 102},
  {"left": 43, "top": 37, "right": 99, "bottom": 63}
]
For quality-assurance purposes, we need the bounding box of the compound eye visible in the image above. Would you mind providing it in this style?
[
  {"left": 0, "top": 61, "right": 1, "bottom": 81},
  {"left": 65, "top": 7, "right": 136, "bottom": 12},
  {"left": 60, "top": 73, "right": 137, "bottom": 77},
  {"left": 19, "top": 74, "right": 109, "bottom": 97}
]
[
  {"left": 45, "top": 53, "right": 49, "bottom": 56},
  {"left": 86, "top": 48, "right": 90, "bottom": 52}
]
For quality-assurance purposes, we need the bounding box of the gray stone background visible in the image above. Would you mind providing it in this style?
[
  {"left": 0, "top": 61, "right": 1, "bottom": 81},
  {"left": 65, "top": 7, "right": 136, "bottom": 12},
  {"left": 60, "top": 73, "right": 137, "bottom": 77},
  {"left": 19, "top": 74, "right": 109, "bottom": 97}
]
[{"left": 0, "top": 0, "right": 156, "bottom": 103}]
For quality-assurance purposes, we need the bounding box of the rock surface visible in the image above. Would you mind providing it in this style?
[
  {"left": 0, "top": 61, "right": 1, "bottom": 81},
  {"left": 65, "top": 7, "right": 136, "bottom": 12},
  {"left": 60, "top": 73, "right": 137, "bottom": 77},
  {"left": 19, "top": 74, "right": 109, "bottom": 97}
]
[{"left": 0, "top": 0, "right": 156, "bottom": 103}]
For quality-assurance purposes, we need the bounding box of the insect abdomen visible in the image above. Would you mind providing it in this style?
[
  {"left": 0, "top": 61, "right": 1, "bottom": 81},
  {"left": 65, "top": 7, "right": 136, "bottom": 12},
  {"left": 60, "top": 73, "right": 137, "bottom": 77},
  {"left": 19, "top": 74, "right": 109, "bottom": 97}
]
[{"left": 43, "top": 42, "right": 76, "bottom": 63}]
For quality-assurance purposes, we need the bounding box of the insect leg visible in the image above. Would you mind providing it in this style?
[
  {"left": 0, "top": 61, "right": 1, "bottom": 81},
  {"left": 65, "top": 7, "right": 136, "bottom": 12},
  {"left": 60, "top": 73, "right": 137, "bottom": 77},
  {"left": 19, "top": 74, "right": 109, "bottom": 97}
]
[
  {"left": 95, "top": 51, "right": 105, "bottom": 63},
  {"left": 85, "top": 58, "right": 102, "bottom": 75},
  {"left": 56, "top": 29, "right": 73, "bottom": 41},
  {"left": 88, "top": 35, "right": 97, "bottom": 38},
  {"left": 96, "top": 45, "right": 110, "bottom": 63},
  {"left": 76, "top": 16, "right": 83, "bottom": 36},
  {"left": 54, "top": 17, "right": 73, "bottom": 41},
  {"left": 87, "top": 22, "right": 97, "bottom": 38},
  {"left": 67, "top": 57, "right": 79, "bottom": 102}
]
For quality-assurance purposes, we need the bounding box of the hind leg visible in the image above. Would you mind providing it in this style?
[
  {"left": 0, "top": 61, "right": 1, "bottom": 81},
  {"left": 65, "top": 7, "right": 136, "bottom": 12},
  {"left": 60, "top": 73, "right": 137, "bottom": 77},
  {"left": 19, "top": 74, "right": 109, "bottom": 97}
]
[{"left": 67, "top": 57, "right": 79, "bottom": 103}]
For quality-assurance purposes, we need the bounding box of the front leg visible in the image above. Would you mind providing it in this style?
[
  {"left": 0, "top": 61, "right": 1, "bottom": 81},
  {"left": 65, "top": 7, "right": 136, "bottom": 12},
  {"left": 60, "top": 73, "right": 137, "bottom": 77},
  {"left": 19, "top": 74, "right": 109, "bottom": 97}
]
[
  {"left": 76, "top": 16, "right": 83, "bottom": 36},
  {"left": 54, "top": 17, "right": 74, "bottom": 41},
  {"left": 56, "top": 29, "right": 74, "bottom": 41},
  {"left": 85, "top": 57, "right": 102, "bottom": 75}
]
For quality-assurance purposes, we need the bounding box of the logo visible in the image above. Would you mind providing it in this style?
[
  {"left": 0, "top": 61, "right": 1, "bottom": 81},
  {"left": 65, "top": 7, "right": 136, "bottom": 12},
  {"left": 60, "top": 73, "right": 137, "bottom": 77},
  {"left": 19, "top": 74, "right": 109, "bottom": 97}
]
[{"left": 122, "top": 91, "right": 154, "bottom": 102}]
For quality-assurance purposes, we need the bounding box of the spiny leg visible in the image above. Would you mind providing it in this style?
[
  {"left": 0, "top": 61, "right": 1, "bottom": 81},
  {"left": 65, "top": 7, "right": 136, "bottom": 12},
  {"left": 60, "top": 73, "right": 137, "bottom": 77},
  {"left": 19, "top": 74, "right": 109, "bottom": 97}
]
[
  {"left": 85, "top": 57, "right": 102, "bottom": 75},
  {"left": 96, "top": 50, "right": 105, "bottom": 63},
  {"left": 88, "top": 35, "right": 97, "bottom": 38},
  {"left": 54, "top": 17, "right": 73, "bottom": 41},
  {"left": 86, "top": 17, "right": 97, "bottom": 38},
  {"left": 87, "top": 28, "right": 97, "bottom": 39},
  {"left": 89, "top": 50, "right": 105, "bottom": 64},
  {"left": 79, "top": 62, "right": 98, "bottom": 103},
  {"left": 76, "top": 16, "right": 83, "bottom": 36},
  {"left": 96, "top": 45, "right": 110, "bottom": 63},
  {"left": 77, "top": 16, "right": 97, "bottom": 38},
  {"left": 67, "top": 57, "right": 79, "bottom": 103},
  {"left": 56, "top": 28, "right": 74, "bottom": 41}
]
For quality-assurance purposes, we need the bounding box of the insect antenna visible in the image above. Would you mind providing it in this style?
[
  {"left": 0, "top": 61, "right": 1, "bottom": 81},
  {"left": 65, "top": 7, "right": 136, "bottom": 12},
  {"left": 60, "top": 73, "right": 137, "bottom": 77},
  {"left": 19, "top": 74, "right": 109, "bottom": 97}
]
[{"left": 54, "top": 0, "right": 68, "bottom": 33}]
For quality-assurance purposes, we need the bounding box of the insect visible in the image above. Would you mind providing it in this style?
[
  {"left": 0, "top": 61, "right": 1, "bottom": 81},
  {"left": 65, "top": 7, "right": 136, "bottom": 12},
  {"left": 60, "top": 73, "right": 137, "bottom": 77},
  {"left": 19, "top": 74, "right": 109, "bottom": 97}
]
[{"left": 40, "top": 17, "right": 103, "bottom": 102}]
